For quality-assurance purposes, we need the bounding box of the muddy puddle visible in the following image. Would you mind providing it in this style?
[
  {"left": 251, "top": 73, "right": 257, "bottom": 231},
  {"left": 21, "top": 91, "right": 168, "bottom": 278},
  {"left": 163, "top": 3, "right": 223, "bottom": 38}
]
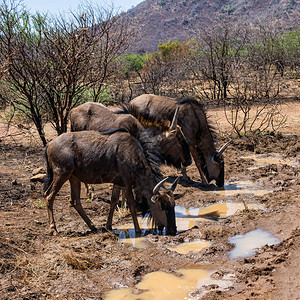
[
  {"left": 116, "top": 219, "right": 153, "bottom": 249},
  {"left": 167, "top": 240, "right": 211, "bottom": 254},
  {"left": 175, "top": 202, "right": 266, "bottom": 219},
  {"left": 242, "top": 153, "right": 299, "bottom": 170},
  {"left": 204, "top": 181, "right": 272, "bottom": 196},
  {"left": 110, "top": 203, "right": 271, "bottom": 298},
  {"left": 105, "top": 268, "right": 234, "bottom": 300},
  {"left": 116, "top": 202, "right": 266, "bottom": 247},
  {"left": 175, "top": 202, "right": 266, "bottom": 231},
  {"left": 228, "top": 229, "right": 280, "bottom": 259}
]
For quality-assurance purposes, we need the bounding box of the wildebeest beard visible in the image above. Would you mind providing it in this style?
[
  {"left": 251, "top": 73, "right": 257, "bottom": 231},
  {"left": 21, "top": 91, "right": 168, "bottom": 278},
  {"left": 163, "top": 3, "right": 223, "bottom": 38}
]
[
  {"left": 197, "top": 147, "right": 210, "bottom": 183},
  {"left": 196, "top": 146, "right": 225, "bottom": 186},
  {"left": 133, "top": 129, "right": 163, "bottom": 218}
]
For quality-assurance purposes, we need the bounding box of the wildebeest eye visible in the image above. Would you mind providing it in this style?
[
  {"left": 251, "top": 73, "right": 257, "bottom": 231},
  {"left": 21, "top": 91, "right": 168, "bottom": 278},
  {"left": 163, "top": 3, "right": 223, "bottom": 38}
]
[{"left": 212, "top": 153, "right": 223, "bottom": 164}]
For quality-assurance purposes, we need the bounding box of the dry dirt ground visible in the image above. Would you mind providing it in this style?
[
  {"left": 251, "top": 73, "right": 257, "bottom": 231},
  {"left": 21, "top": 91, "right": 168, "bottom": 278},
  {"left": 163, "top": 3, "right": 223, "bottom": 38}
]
[{"left": 0, "top": 101, "right": 299, "bottom": 299}]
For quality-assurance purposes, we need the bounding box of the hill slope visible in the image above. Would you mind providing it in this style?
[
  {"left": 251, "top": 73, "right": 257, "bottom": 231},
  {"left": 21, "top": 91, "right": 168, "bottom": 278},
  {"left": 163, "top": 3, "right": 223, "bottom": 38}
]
[{"left": 126, "top": 0, "right": 300, "bottom": 53}]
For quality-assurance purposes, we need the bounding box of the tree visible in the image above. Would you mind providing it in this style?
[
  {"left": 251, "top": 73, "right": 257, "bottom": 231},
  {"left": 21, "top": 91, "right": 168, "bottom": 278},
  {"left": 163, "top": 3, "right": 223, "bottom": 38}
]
[
  {"left": 0, "top": 1, "right": 134, "bottom": 145},
  {"left": 189, "top": 22, "right": 248, "bottom": 104},
  {"left": 111, "top": 53, "right": 146, "bottom": 100},
  {"left": 140, "top": 40, "right": 190, "bottom": 96},
  {"left": 0, "top": 1, "right": 49, "bottom": 145},
  {"left": 223, "top": 23, "right": 287, "bottom": 136}
]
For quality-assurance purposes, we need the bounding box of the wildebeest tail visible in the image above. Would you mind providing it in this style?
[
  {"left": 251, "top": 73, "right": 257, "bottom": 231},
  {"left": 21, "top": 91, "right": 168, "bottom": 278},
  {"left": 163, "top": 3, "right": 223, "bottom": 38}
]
[
  {"left": 43, "top": 145, "right": 53, "bottom": 195},
  {"left": 114, "top": 104, "right": 130, "bottom": 114}
]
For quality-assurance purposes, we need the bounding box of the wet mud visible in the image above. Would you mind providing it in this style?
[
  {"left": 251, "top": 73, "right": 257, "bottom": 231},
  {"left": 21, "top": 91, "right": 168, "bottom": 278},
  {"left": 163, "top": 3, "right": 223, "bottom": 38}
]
[{"left": 1, "top": 104, "right": 300, "bottom": 299}]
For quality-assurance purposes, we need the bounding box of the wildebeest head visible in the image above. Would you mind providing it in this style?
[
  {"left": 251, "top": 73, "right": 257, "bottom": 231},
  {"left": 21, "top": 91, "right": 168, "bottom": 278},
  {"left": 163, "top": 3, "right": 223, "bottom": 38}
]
[
  {"left": 198, "top": 141, "right": 230, "bottom": 187},
  {"left": 147, "top": 177, "right": 179, "bottom": 235},
  {"left": 156, "top": 107, "right": 192, "bottom": 169},
  {"left": 128, "top": 95, "right": 231, "bottom": 187}
]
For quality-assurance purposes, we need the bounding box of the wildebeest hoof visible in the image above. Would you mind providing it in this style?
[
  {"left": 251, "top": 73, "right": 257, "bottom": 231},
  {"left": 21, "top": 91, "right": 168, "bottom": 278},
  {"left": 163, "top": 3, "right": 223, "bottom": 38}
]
[
  {"left": 49, "top": 229, "right": 58, "bottom": 236},
  {"left": 180, "top": 176, "right": 193, "bottom": 184},
  {"left": 103, "top": 226, "right": 112, "bottom": 232},
  {"left": 135, "top": 231, "right": 142, "bottom": 237},
  {"left": 90, "top": 227, "right": 97, "bottom": 233}
]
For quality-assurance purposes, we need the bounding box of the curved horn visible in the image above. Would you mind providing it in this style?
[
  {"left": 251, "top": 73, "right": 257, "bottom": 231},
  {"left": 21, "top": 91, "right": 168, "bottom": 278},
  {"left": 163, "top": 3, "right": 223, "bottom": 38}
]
[
  {"left": 169, "top": 176, "right": 180, "bottom": 192},
  {"left": 217, "top": 141, "right": 231, "bottom": 156},
  {"left": 169, "top": 106, "right": 180, "bottom": 131},
  {"left": 153, "top": 177, "right": 169, "bottom": 195}
]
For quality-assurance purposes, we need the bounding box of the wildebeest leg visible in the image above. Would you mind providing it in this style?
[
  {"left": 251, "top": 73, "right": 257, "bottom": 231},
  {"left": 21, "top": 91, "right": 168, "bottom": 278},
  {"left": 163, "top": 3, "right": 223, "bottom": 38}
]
[
  {"left": 124, "top": 188, "right": 141, "bottom": 235},
  {"left": 45, "top": 175, "right": 68, "bottom": 235},
  {"left": 181, "top": 166, "right": 192, "bottom": 182},
  {"left": 84, "top": 183, "right": 94, "bottom": 201},
  {"left": 119, "top": 189, "right": 127, "bottom": 208},
  {"left": 189, "top": 145, "right": 208, "bottom": 185},
  {"left": 84, "top": 183, "right": 89, "bottom": 194},
  {"left": 106, "top": 184, "right": 121, "bottom": 231},
  {"left": 69, "top": 177, "right": 97, "bottom": 232}
]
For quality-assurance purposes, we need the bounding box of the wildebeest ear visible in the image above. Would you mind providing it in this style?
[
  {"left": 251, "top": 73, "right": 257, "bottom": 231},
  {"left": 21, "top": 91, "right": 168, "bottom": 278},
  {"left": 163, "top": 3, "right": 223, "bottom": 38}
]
[
  {"left": 169, "top": 176, "right": 180, "bottom": 192},
  {"left": 153, "top": 177, "right": 169, "bottom": 194}
]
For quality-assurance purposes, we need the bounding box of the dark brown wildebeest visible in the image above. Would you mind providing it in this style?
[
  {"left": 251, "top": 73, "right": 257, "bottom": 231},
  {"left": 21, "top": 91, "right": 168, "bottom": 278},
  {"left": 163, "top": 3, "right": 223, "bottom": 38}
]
[
  {"left": 128, "top": 94, "right": 230, "bottom": 187},
  {"left": 44, "top": 129, "right": 179, "bottom": 235},
  {"left": 70, "top": 102, "right": 144, "bottom": 137},
  {"left": 70, "top": 102, "right": 192, "bottom": 170},
  {"left": 70, "top": 102, "right": 191, "bottom": 206}
]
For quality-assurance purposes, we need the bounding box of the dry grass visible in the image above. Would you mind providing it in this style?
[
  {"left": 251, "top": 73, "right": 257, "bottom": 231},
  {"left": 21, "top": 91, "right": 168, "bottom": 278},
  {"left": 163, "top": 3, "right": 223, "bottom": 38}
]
[
  {"left": 63, "top": 250, "right": 103, "bottom": 270},
  {"left": 115, "top": 204, "right": 130, "bottom": 219}
]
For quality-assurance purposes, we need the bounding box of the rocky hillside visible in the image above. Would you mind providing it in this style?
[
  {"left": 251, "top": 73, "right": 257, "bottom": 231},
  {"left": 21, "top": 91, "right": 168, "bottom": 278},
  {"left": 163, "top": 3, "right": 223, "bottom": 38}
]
[{"left": 126, "top": 0, "right": 300, "bottom": 53}]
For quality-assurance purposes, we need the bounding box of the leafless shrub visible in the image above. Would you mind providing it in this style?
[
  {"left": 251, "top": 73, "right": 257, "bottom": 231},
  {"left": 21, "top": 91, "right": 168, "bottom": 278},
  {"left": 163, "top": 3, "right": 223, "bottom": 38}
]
[{"left": 224, "top": 98, "right": 287, "bottom": 136}]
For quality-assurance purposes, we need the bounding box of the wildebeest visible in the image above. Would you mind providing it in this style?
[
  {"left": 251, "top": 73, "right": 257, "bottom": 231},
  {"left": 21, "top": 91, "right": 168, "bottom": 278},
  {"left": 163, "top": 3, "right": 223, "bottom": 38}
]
[
  {"left": 70, "top": 102, "right": 192, "bottom": 170},
  {"left": 128, "top": 94, "right": 230, "bottom": 187},
  {"left": 44, "top": 129, "right": 179, "bottom": 235},
  {"left": 70, "top": 102, "right": 144, "bottom": 137}
]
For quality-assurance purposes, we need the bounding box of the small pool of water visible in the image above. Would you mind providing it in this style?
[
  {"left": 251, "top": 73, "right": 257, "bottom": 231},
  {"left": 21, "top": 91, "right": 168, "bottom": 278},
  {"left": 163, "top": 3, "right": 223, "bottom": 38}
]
[
  {"left": 105, "top": 268, "right": 205, "bottom": 299},
  {"left": 175, "top": 202, "right": 266, "bottom": 232},
  {"left": 175, "top": 202, "right": 266, "bottom": 219},
  {"left": 168, "top": 240, "right": 211, "bottom": 254},
  {"left": 116, "top": 203, "right": 267, "bottom": 247},
  {"left": 228, "top": 229, "right": 280, "bottom": 259},
  {"left": 105, "top": 268, "right": 234, "bottom": 300},
  {"left": 207, "top": 181, "right": 272, "bottom": 196}
]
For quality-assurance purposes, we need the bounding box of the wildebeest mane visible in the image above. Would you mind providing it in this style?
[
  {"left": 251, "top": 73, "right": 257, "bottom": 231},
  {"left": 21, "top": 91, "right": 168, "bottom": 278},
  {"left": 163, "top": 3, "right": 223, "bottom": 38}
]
[
  {"left": 116, "top": 104, "right": 171, "bottom": 130},
  {"left": 98, "top": 123, "right": 163, "bottom": 217},
  {"left": 100, "top": 126, "right": 162, "bottom": 181},
  {"left": 176, "top": 97, "right": 217, "bottom": 142},
  {"left": 133, "top": 129, "right": 163, "bottom": 217},
  {"left": 135, "top": 128, "right": 163, "bottom": 182}
]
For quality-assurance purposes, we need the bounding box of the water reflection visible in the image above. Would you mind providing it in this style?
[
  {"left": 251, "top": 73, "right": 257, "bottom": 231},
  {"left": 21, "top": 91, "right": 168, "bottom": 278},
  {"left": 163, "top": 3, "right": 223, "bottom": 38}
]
[
  {"left": 117, "top": 217, "right": 157, "bottom": 248},
  {"left": 117, "top": 229, "right": 149, "bottom": 249},
  {"left": 175, "top": 202, "right": 266, "bottom": 219},
  {"left": 116, "top": 203, "right": 267, "bottom": 247},
  {"left": 209, "top": 181, "right": 272, "bottom": 196},
  {"left": 228, "top": 229, "right": 280, "bottom": 259}
]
